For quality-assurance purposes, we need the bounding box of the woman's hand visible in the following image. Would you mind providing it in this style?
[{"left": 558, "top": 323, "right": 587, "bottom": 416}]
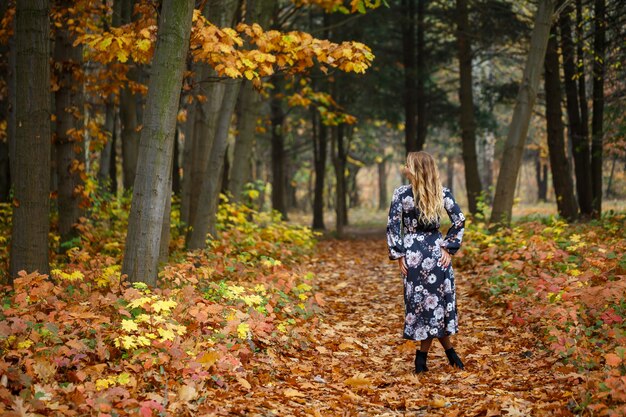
[
  {"left": 398, "top": 257, "right": 408, "bottom": 276},
  {"left": 440, "top": 247, "right": 451, "bottom": 268}
]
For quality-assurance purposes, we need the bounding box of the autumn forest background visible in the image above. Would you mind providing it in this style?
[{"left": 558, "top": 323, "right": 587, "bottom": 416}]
[{"left": 0, "top": 0, "right": 625, "bottom": 415}]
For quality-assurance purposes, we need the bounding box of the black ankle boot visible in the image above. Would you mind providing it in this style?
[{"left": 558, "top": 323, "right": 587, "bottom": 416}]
[
  {"left": 445, "top": 347, "right": 464, "bottom": 370},
  {"left": 414, "top": 350, "right": 429, "bottom": 373}
]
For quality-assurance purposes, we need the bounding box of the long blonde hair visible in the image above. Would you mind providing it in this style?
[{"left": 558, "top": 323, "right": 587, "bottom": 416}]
[{"left": 402, "top": 151, "right": 444, "bottom": 224}]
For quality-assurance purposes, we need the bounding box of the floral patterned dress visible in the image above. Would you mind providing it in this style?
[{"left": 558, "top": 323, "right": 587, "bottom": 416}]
[{"left": 386, "top": 185, "right": 465, "bottom": 341}]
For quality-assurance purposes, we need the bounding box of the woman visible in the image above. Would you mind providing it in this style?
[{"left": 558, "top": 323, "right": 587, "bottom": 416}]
[{"left": 386, "top": 151, "right": 466, "bottom": 373}]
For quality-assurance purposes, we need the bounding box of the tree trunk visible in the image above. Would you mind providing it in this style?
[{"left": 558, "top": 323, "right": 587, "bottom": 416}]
[
  {"left": 7, "top": 9, "right": 16, "bottom": 186},
  {"left": 480, "top": 132, "right": 495, "bottom": 200},
  {"left": 402, "top": 0, "right": 417, "bottom": 154},
  {"left": 122, "top": 0, "right": 194, "bottom": 285},
  {"left": 109, "top": 114, "right": 118, "bottom": 195},
  {"left": 120, "top": 72, "right": 140, "bottom": 190},
  {"left": 535, "top": 152, "right": 548, "bottom": 202},
  {"left": 172, "top": 127, "right": 181, "bottom": 194},
  {"left": 416, "top": 0, "right": 427, "bottom": 151},
  {"left": 229, "top": 0, "right": 272, "bottom": 201},
  {"left": 185, "top": 66, "right": 225, "bottom": 228},
  {"left": 575, "top": 0, "right": 589, "bottom": 171},
  {"left": 605, "top": 154, "right": 616, "bottom": 197},
  {"left": 284, "top": 156, "right": 295, "bottom": 210},
  {"left": 159, "top": 152, "right": 173, "bottom": 265},
  {"left": 10, "top": 0, "right": 51, "bottom": 281},
  {"left": 230, "top": 81, "right": 258, "bottom": 201},
  {"left": 490, "top": 0, "right": 556, "bottom": 225},
  {"left": 117, "top": 0, "right": 139, "bottom": 190},
  {"left": 0, "top": 0, "right": 10, "bottom": 202},
  {"left": 591, "top": 0, "right": 605, "bottom": 216},
  {"left": 559, "top": 3, "right": 593, "bottom": 216},
  {"left": 544, "top": 26, "right": 578, "bottom": 221},
  {"left": 348, "top": 165, "right": 360, "bottom": 208},
  {"left": 181, "top": 0, "right": 238, "bottom": 227},
  {"left": 342, "top": 126, "right": 351, "bottom": 226},
  {"left": 312, "top": 111, "right": 327, "bottom": 229},
  {"left": 187, "top": 80, "right": 241, "bottom": 249},
  {"left": 447, "top": 155, "right": 454, "bottom": 194},
  {"left": 332, "top": 124, "right": 348, "bottom": 235},
  {"left": 98, "top": 100, "right": 116, "bottom": 191},
  {"left": 378, "top": 157, "right": 387, "bottom": 210},
  {"left": 54, "top": 12, "right": 85, "bottom": 243},
  {"left": 456, "top": 0, "right": 482, "bottom": 215},
  {"left": 221, "top": 144, "right": 230, "bottom": 195},
  {"left": 180, "top": 66, "right": 196, "bottom": 224},
  {"left": 270, "top": 82, "right": 287, "bottom": 219},
  {"left": 0, "top": 141, "right": 9, "bottom": 202}
]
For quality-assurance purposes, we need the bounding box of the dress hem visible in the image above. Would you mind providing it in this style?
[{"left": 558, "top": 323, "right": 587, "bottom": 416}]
[{"left": 402, "top": 330, "right": 458, "bottom": 341}]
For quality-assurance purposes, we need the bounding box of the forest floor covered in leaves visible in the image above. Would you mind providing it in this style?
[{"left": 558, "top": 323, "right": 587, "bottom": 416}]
[
  {"left": 222, "top": 236, "right": 577, "bottom": 416},
  {"left": 1, "top": 203, "right": 624, "bottom": 416}
]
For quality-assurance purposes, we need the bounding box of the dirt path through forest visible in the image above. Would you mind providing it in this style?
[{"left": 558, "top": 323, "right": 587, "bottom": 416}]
[{"left": 223, "top": 237, "right": 578, "bottom": 416}]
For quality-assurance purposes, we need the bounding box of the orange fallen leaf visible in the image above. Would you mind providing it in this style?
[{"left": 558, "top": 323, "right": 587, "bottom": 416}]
[
  {"left": 344, "top": 376, "right": 372, "bottom": 389},
  {"left": 430, "top": 397, "right": 447, "bottom": 408},
  {"left": 284, "top": 388, "right": 306, "bottom": 397},
  {"left": 605, "top": 353, "right": 621, "bottom": 367}
]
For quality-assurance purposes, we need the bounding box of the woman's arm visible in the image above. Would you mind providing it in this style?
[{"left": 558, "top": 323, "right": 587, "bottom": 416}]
[
  {"left": 387, "top": 187, "right": 406, "bottom": 260},
  {"left": 440, "top": 187, "right": 465, "bottom": 255}
]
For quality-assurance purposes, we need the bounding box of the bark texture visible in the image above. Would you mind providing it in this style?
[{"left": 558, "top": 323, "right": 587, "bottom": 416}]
[
  {"left": 122, "top": 0, "right": 194, "bottom": 285},
  {"left": 312, "top": 111, "right": 327, "bottom": 229},
  {"left": 332, "top": 124, "right": 348, "bottom": 236},
  {"left": 591, "top": 0, "right": 605, "bottom": 215},
  {"left": 10, "top": 0, "right": 51, "bottom": 280},
  {"left": 456, "top": 0, "right": 482, "bottom": 215},
  {"left": 415, "top": 0, "right": 427, "bottom": 151},
  {"left": 490, "top": 0, "right": 556, "bottom": 225},
  {"left": 0, "top": 0, "right": 10, "bottom": 202},
  {"left": 180, "top": 0, "right": 237, "bottom": 227},
  {"left": 54, "top": 7, "right": 85, "bottom": 243},
  {"left": 229, "top": 81, "right": 259, "bottom": 201},
  {"left": 187, "top": 80, "right": 241, "bottom": 249},
  {"left": 402, "top": 0, "right": 417, "bottom": 154},
  {"left": 544, "top": 26, "right": 578, "bottom": 221},
  {"left": 98, "top": 100, "right": 116, "bottom": 191},
  {"left": 377, "top": 156, "right": 387, "bottom": 211},
  {"left": 559, "top": 3, "right": 593, "bottom": 216},
  {"left": 270, "top": 85, "right": 288, "bottom": 219},
  {"left": 229, "top": 0, "right": 273, "bottom": 201}
]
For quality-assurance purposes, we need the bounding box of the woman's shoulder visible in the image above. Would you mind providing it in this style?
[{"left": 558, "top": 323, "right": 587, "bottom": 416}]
[{"left": 392, "top": 184, "right": 412, "bottom": 199}]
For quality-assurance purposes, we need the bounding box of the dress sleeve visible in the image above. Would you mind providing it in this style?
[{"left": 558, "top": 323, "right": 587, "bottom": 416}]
[
  {"left": 386, "top": 187, "right": 405, "bottom": 260},
  {"left": 440, "top": 187, "right": 465, "bottom": 255}
]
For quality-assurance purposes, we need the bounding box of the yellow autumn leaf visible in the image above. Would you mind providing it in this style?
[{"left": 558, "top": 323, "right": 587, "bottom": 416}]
[
  {"left": 117, "top": 372, "right": 131, "bottom": 385},
  {"left": 95, "top": 378, "right": 112, "bottom": 391},
  {"left": 121, "top": 319, "right": 139, "bottom": 332},
  {"left": 136, "top": 335, "right": 152, "bottom": 346},
  {"left": 237, "top": 322, "right": 250, "bottom": 339},
  {"left": 197, "top": 350, "right": 220, "bottom": 367},
  {"left": 157, "top": 328, "right": 176, "bottom": 341},
  {"left": 127, "top": 296, "right": 152, "bottom": 309},
  {"left": 116, "top": 49, "right": 129, "bottom": 63},
  {"left": 224, "top": 67, "right": 241, "bottom": 78},
  {"left": 136, "top": 39, "right": 151, "bottom": 52},
  {"left": 152, "top": 299, "right": 177, "bottom": 313},
  {"left": 17, "top": 340, "right": 34, "bottom": 350}
]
